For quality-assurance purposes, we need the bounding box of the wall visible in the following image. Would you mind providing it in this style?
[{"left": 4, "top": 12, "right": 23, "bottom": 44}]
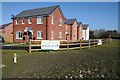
[
  {"left": 4, "top": 23, "right": 13, "bottom": 42},
  {"left": 47, "top": 7, "right": 65, "bottom": 40}
]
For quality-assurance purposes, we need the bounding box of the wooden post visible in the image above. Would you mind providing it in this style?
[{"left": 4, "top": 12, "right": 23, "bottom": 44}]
[
  {"left": 94, "top": 39, "right": 95, "bottom": 47},
  {"left": 80, "top": 39, "right": 82, "bottom": 49},
  {"left": 67, "top": 35, "right": 69, "bottom": 51},
  {"left": 107, "top": 38, "right": 109, "bottom": 44},
  {"left": 89, "top": 39, "right": 90, "bottom": 49},
  {"left": 29, "top": 39, "right": 31, "bottom": 53}
]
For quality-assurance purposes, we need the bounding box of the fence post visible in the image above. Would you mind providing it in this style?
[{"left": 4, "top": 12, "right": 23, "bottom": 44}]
[
  {"left": 80, "top": 39, "right": 82, "bottom": 49},
  {"left": 94, "top": 39, "right": 95, "bottom": 47},
  {"left": 67, "top": 36, "right": 69, "bottom": 51},
  {"left": 107, "top": 38, "right": 109, "bottom": 44},
  {"left": 29, "top": 39, "right": 31, "bottom": 53},
  {"left": 89, "top": 39, "right": 90, "bottom": 49}
]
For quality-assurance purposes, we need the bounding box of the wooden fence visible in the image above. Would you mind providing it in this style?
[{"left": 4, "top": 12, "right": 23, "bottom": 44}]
[{"left": 29, "top": 38, "right": 111, "bottom": 53}]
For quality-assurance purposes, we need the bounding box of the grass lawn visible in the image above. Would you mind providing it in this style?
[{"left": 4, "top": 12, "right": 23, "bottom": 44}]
[{"left": 2, "top": 40, "right": 120, "bottom": 79}]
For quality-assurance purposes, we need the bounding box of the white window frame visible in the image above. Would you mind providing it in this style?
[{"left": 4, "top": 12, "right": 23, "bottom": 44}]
[
  {"left": 37, "top": 16, "right": 43, "bottom": 24},
  {"left": 59, "top": 19, "right": 62, "bottom": 26},
  {"left": 74, "top": 33, "right": 76, "bottom": 39},
  {"left": 28, "top": 17, "right": 32, "bottom": 24},
  {"left": 37, "top": 31, "right": 43, "bottom": 39},
  {"left": 59, "top": 32, "right": 62, "bottom": 38},
  {"left": 16, "top": 31, "right": 22, "bottom": 39},
  {"left": 22, "top": 18, "right": 25, "bottom": 24},
  {"left": 51, "top": 16, "right": 54, "bottom": 24},
  {"left": 15, "top": 19, "right": 18, "bottom": 25},
  {"left": 51, "top": 31, "right": 54, "bottom": 39}
]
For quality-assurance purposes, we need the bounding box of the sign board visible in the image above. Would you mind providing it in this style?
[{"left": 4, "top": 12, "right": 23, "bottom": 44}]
[
  {"left": 41, "top": 40, "right": 60, "bottom": 50},
  {"left": 97, "top": 39, "right": 102, "bottom": 45}
]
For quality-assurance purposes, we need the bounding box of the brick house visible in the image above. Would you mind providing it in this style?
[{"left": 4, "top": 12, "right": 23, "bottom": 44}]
[
  {"left": 82, "top": 24, "right": 89, "bottom": 40},
  {"left": 65, "top": 19, "right": 79, "bottom": 41},
  {"left": 77, "top": 22, "right": 82, "bottom": 40},
  {"left": 0, "top": 23, "right": 13, "bottom": 42},
  {"left": 12, "top": 5, "right": 66, "bottom": 43}
]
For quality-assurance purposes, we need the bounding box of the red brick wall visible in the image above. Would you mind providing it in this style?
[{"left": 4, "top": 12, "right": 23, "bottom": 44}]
[
  {"left": 77, "top": 23, "right": 82, "bottom": 40},
  {"left": 47, "top": 7, "right": 65, "bottom": 40},
  {"left": 65, "top": 21, "right": 78, "bottom": 42},
  {"left": 71, "top": 21, "right": 77, "bottom": 41},
  {"left": 13, "top": 16, "right": 47, "bottom": 43},
  {"left": 65, "top": 24, "right": 71, "bottom": 41},
  {"left": 4, "top": 23, "right": 13, "bottom": 42}
]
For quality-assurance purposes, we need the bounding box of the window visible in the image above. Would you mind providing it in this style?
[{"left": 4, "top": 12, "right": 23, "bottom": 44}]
[
  {"left": 51, "top": 16, "right": 54, "bottom": 24},
  {"left": 59, "top": 32, "right": 62, "bottom": 38},
  {"left": 22, "top": 18, "right": 25, "bottom": 24},
  {"left": 15, "top": 19, "right": 18, "bottom": 25},
  {"left": 37, "top": 16, "right": 43, "bottom": 24},
  {"left": 59, "top": 19, "right": 62, "bottom": 26},
  {"left": 74, "top": 33, "right": 76, "bottom": 39},
  {"left": 51, "top": 31, "right": 54, "bottom": 39},
  {"left": 28, "top": 17, "right": 32, "bottom": 24},
  {"left": 16, "top": 31, "right": 22, "bottom": 39},
  {"left": 74, "top": 24, "right": 77, "bottom": 30},
  {"left": 37, "top": 31, "right": 43, "bottom": 39}
]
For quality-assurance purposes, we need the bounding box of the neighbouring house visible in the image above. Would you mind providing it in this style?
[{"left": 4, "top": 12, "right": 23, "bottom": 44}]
[
  {"left": 0, "top": 23, "right": 13, "bottom": 42},
  {"left": 0, "top": 25, "right": 5, "bottom": 37},
  {"left": 65, "top": 19, "right": 78, "bottom": 41},
  {"left": 77, "top": 22, "right": 82, "bottom": 40},
  {"left": 11, "top": 5, "right": 66, "bottom": 43},
  {"left": 82, "top": 24, "right": 89, "bottom": 40}
]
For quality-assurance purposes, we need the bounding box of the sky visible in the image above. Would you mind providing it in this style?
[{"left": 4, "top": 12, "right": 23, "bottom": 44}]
[{"left": 1, "top": 2, "right": 118, "bottom": 30}]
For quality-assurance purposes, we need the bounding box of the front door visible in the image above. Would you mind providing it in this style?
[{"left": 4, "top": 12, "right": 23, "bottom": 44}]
[{"left": 28, "top": 31, "right": 32, "bottom": 42}]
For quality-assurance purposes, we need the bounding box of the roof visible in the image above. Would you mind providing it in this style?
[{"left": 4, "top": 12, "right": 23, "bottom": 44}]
[
  {"left": 14, "top": 5, "right": 59, "bottom": 18},
  {"left": 82, "top": 24, "right": 89, "bottom": 30},
  {"left": 65, "top": 19, "right": 76, "bottom": 25},
  {"left": 77, "top": 22, "right": 82, "bottom": 26},
  {"left": 0, "top": 23, "right": 12, "bottom": 29}
]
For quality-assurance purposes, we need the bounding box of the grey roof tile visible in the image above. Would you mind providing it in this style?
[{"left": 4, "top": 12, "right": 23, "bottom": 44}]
[
  {"left": 0, "top": 22, "right": 12, "bottom": 29},
  {"left": 65, "top": 19, "right": 76, "bottom": 25},
  {"left": 82, "top": 24, "right": 89, "bottom": 30},
  {"left": 77, "top": 22, "right": 82, "bottom": 26},
  {"left": 14, "top": 5, "right": 59, "bottom": 18}
]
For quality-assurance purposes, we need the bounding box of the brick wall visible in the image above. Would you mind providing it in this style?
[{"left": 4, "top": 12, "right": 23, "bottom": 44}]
[{"left": 4, "top": 23, "right": 13, "bottom": 42}]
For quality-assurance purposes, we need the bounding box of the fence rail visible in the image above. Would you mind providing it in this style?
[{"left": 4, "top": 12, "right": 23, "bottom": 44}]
[{"left": 29, "top": 38, "right": 112, "bottom": 53}]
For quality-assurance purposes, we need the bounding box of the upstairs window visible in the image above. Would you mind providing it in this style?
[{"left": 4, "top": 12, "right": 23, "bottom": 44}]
[
  {"left": 28, "top": 17, "right": 32, "bottom": 24},
  {"left": 16, "top": 31, "right": 22, "bottom": 39},
  {"left": 74, "top": 24, "right": 77, "bottom": 30},
  {"left": 37, "top": 31, "right": 43, "bottom": 39},
  {"left": 74, "top": 33, "right": 76, "bottom": 39},
  {"left": 51, "top": 16, "right": 54, "bottom": 24},
  {"left": 15, "top": 19, "right": 18, "bottom": 25},
  {"left": 22, "top": 18, "right": 25, "bottom": 24},
  {"left": 59, "top": 32, "right": 62, "bottom": 38},
  {"left": 37, "top": 16, "right": 43, "bottom": 24},
  {"left": 59, "top": 19, "right": 62, "bottom": 26}
]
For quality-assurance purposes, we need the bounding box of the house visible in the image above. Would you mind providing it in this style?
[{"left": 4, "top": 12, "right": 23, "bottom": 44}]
[
  {"left": 0, "top": 25, "right": 5, "bottom": 37},
  {"left": 0, "top": 23, "right": 13, "bottom": 42},
  {"left": 82, "top": 24, "right": 89, "bottom": 40},
  {"left": 65, "top": 19, "right": 78, "bottom": 41},
  {"left": 11, "top": 5, "right": 66, "bottom": 43},
  {"left": 77, "top": 22, "right": 82, "bottom": 40}
]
